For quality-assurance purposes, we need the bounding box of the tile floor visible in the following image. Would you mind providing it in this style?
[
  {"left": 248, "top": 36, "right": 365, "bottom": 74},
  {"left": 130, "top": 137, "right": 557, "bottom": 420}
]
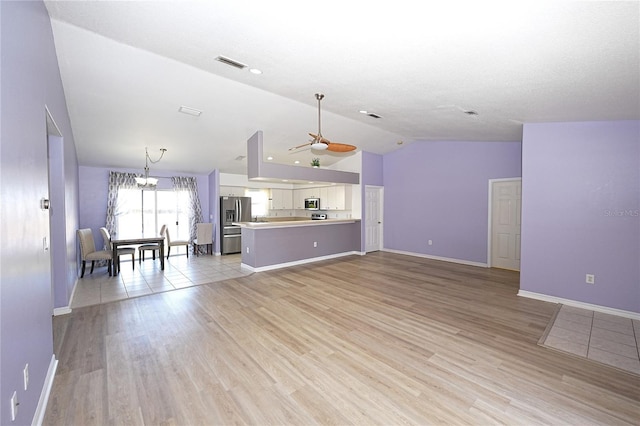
[
  {"left": 542, "top": 304, "right": 640, "bottom": 375},
  {"left": 71, "top": 253, "right": 252, "bottom": 309}
]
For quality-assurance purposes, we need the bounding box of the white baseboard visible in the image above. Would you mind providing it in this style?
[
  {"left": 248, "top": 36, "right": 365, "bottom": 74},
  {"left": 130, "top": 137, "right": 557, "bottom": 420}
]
[
  {"left": 518, "top": 290, "right": 640, "bottom": 320},
  {"left": 53, "top": 307, "right": 71, "bottom": 316},
  {"left": 382, "top": 248, "right": 488, "bottom": 268},
  {"left": 32, "top": 355, "right": 58, "bottom": 426},
  {"left": 65, "top": 277, "right": 79, "bottom": 311},
  {"left": 53, "top": 278, "right": 78, "bottom": 316},
  {"left": 242, "top": 251, "right": 361, "bottom": 272}
]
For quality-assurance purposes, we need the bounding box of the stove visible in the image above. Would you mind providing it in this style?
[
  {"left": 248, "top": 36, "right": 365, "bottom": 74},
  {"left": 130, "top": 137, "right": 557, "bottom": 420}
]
[{"left": 311, "top": 213, "right": 327, "bottom": 220}]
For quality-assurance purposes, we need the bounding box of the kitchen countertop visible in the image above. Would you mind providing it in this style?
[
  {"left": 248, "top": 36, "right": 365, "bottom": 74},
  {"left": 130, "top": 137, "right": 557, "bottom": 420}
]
[{"left": 233, "top": 217, "right": 360, "bottom": 229}]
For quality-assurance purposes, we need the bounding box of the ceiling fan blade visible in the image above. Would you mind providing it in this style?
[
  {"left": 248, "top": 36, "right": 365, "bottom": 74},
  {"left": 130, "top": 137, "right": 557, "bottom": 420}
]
[
  {"left": 307, "top": 133, "right": 327, "bottom": 144},
  {"left": 327, "top": 142, "right": 357, "bottom": 152},
  {"left": 288, "top": 142, "right": 312, "bottom": 151},
  {"left": 308, "top": 133, "right": 356, "bottom": 152}
]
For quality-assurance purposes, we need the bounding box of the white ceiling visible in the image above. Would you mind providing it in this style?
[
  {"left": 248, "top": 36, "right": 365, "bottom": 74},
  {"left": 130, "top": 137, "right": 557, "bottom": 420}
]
[{"left": 44, "top": 1, "right": 640, "bottom": 175}]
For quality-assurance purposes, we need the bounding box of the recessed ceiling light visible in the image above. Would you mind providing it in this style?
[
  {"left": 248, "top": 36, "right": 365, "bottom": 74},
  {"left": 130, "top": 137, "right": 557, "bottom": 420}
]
[
  {"left": 359, "top": 110, "right": 368, "bottom": 114},
  {"left": 283, "top": 179, "right": 289, "bottom": 182},
  {"left": 178, "top": 105, "right": 202, "bottom": 116},
  {"left": 249, "top": 68, "right": 262, "bottom": 75},
  {"left": 267, "top": 156, "right": 273, "bottom": 160},
  {"left": 294, "top": 160, "right": 300, "bottom": 164}
]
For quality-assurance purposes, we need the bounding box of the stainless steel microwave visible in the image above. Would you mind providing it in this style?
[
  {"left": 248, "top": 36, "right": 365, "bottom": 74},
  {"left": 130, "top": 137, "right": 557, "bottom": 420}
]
[{"left": 304, "top": 198, "right": 320, "bottom": 210}]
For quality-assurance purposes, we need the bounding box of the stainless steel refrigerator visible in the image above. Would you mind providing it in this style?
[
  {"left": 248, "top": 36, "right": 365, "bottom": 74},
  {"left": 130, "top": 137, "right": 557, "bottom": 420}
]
[{"left": 220, "top": 196, "right": 252, "bottom": 254}]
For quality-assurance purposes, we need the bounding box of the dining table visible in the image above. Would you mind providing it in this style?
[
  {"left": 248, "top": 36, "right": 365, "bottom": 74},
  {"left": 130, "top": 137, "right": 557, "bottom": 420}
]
[{"left": 111, "top": 235, "right": 165, "bottom": 275}]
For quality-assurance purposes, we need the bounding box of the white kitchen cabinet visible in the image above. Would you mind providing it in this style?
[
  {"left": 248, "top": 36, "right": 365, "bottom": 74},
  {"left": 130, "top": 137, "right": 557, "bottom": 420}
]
[
  {"left": 305, "top": 188, "right": 320, "bottom": 199},
  {"left": 270, "top": 188, "right": 293, "bottom": 210},
  {"left": 319, "top": 187, "right": 329, "bottom": 208},
  {"left": 294, "top": 188, "right": 319, "bottom": 208},
  {"left": 321, "top": 185, "right": 350, "bottom": 210},
  {"left": 219, "top": 186, "right": 246, "bottom": 197},
  {"left": 293, "top": 189, "right": 305, "bottom": 209},
  {"left": 293, "top": 186, "right": 353, "bottom": 210}
]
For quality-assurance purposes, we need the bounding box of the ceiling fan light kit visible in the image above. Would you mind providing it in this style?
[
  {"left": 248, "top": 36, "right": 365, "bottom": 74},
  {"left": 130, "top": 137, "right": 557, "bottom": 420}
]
[{"left": 310, "top": 141, "right": 328, "bottom": 151}]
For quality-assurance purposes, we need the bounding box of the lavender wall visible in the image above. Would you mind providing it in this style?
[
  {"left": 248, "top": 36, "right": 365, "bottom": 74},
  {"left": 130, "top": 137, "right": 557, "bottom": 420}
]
[
  {"left": 78, "top": 166, "right": 210, "bottom": 251},
  {"left": 383, "top": 141, "right": 522, "bottom": 264},
  {"left": 1, "top": 1, "right": 79, "bottom": 423},
  {"left": 362, "top": 151, "right": 384, "bottom": 187},
  {"left": 520, "top": 121, "right": 639, "bottom": 313}
]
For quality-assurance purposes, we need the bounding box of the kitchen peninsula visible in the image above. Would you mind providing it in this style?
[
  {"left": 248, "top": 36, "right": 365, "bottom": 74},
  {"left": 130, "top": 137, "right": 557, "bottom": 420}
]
[{"left": 233, "top": 217, "right": 361, "bottom": 271}]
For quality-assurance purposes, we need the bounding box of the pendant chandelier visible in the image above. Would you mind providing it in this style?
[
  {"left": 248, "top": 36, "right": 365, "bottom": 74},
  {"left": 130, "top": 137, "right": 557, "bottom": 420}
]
[{"left": 135, "top": 147, "right": 167, "bottom": 188}]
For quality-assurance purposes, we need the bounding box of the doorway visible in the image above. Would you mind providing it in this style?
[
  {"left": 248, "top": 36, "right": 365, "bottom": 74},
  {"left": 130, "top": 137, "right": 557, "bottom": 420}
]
[
  {"left": 46, "top": 107, "right": 67, "bottom": 315},
  {"left": 365, "top": 186, "right": 383, "bottom": 252},
  {"left": 488, "top": 178, "right": 522, "bottom": 271}
]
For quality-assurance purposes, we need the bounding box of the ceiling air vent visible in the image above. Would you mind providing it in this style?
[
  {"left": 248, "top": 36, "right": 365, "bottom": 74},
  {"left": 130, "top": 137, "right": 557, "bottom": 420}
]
[
  {"left": 367, "top": 112, "right": 382, "bottom": 119},
  {"left": 215, "top": 55, "right": 247, "bottom": 70}
]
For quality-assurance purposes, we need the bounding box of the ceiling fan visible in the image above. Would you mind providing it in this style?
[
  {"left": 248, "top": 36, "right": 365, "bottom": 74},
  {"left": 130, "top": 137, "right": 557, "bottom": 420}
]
[{"left": 289, "top": 93, "right": 357, "bottom": 153}]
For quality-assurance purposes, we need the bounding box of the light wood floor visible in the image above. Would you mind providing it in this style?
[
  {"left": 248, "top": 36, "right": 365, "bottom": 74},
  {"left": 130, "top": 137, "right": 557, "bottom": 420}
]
[{"left": 44, "top": 252, "right": 640, "bottom": 425}]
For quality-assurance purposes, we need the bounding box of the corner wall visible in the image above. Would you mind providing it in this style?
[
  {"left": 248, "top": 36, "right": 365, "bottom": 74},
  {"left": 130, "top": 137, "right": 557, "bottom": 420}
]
[
  {"left": 520, "top": 121, "right": 639, "bottom": 313},
  {"left": 383, "top": 141, "right": 522, "bottom": 264}
]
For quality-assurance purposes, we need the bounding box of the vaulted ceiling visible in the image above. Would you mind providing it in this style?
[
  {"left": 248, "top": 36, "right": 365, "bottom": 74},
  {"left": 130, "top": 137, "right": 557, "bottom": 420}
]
[{"left": 44, "top": 1, "right": 640, "bottom": 175}]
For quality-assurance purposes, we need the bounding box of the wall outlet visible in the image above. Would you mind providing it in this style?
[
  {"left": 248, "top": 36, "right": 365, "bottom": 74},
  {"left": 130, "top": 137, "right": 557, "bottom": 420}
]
[
  {"left": 313, "top": 241, "right": 317, "bottom": 247},
  {"left": 246, "top": 247, "right": 249, "bottom": 254},
  {"left": 23, "top": 364, "right": 29, "bottom": 391},
  {"left": 428, "top": 240, "right": 433, "bottom": 246},
  {"left": 10, "top": 391, "right": 18, "bottom": 421},
  {"left": 586, "top": 274, "right": 595, "bottom": 284}
]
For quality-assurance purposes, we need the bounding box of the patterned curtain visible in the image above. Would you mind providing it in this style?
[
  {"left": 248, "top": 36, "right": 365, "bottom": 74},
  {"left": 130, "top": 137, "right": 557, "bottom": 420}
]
[
  {"left": 105, "top": 171, "right": 140, "bottom": 237},
  {"left": 171, "top": 176, "right": 203, "bottom": 245}
]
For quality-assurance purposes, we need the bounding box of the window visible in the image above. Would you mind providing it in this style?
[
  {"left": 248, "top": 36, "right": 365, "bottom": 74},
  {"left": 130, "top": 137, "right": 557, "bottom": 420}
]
[
  {"left": 246, "top": 189, "right": 269, "bottom": 217},
  {"left": 115, "top": 188, "right": 190, "bottom": 239}
]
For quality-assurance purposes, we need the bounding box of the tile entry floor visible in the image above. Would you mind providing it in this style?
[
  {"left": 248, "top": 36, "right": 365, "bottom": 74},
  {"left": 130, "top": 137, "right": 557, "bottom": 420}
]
[
  {"left": 71, "top": 253, "right": 252, "bottom": 309},
  {"left": 540, "top": 304, "right": 640, "bottom": 375}
]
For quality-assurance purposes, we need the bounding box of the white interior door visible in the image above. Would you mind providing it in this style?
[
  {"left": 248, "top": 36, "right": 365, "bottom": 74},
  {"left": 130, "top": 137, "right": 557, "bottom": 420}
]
[
  {"left": 490, "top": 179, "right": 521, "bottom": 271},
  {"left": 365, "top": 186, "right": 383, "bottom": 252}
]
